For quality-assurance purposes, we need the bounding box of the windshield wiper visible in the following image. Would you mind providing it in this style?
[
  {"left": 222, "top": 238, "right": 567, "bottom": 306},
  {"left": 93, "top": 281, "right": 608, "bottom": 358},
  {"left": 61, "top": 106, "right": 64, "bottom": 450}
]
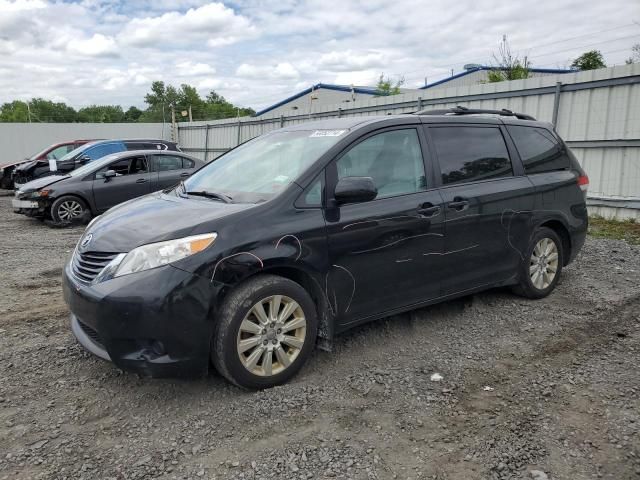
[{"left": 185, "top": 190, "right": 233, "bottom": 203}]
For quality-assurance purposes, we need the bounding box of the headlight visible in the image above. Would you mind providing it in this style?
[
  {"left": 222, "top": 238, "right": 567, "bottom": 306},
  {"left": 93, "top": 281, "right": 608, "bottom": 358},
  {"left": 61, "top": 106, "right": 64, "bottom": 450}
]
[{"left": 94, "top": 233, "right": 217, "bottom": 281}]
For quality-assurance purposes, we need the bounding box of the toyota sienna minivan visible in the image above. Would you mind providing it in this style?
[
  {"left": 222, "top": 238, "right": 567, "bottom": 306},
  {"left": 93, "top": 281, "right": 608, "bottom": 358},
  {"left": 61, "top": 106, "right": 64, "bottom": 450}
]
[{"left": 63, "top": 107, "right": 589, "bottom": 389}]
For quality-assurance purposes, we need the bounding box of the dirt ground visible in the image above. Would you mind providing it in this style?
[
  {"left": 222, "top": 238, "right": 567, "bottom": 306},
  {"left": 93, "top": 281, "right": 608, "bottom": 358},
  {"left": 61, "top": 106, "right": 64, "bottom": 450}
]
[{"left": 0, "top": 193, "right": 638, "bottom": 480}]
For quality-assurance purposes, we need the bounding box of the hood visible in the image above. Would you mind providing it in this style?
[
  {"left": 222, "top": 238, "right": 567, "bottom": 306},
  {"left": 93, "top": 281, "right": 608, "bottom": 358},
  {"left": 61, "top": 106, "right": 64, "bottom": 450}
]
[
  {"left": 17, "top": 175, "right": 70, "bottom": 193},
  {"left": 15, "top": 160, "right": 46, "bottom": 172},
  {"left": 85, "top": 191, "right": 256, "bottom": 253},
  {"left": 0, "top": 158, "right": 29, "bottom": 169}
]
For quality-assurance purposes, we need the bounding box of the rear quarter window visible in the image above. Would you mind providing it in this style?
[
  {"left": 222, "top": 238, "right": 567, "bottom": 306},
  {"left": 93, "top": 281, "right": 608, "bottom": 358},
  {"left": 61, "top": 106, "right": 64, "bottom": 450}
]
[{"left": 507, "top": 126, "right": 570, "bottom": 174}]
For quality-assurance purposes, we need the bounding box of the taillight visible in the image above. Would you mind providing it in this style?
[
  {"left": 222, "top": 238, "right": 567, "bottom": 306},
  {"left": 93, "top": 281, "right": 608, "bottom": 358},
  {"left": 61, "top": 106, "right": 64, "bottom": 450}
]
[{"left": 577, "top": 174, "right": 589, "bottom": 193}]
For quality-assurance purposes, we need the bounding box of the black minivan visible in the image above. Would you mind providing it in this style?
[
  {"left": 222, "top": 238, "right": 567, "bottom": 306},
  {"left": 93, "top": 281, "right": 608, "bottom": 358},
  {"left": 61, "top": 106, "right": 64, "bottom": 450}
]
[{"left": 63, "top": 108, "right": 589, "bottom": 389}]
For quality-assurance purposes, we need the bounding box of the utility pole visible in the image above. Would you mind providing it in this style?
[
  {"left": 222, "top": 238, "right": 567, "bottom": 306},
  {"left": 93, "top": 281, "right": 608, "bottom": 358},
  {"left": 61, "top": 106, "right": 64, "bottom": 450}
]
[
  {"left": 170, "top": 104, "right": 177, "bottom": 142},
  {"left": 26, "top": 101, "right": 32, "bottom": 123},
  {"left": 188, "top": 105, "right": 193, "bottom": 122}
]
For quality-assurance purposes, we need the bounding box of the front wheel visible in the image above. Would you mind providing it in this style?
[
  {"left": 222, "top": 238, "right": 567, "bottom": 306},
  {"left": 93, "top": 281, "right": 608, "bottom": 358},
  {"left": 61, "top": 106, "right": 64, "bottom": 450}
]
[
  {"left": 513, "top": 227, "right": 563, "bottom": 299},
  {"left": 50, "top": 195, "right": 89, "bottom": 224},
  {"left": 212, "top": 275, "right": 317, "bottom": 389}
]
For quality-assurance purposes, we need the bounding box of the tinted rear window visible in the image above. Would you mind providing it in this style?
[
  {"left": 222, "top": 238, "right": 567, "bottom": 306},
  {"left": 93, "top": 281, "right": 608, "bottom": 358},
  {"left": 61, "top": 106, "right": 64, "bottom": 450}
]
[
  {"left": 430, "top": 126, "right": 512, "bottom": 185},
  {"left": 507, "top": 126, "right": 570, "bottom": 174}
]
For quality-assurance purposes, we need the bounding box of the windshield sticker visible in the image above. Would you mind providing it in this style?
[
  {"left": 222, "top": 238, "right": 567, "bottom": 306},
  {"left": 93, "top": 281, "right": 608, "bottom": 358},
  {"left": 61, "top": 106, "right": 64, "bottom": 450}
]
[{"left": 310, "top": 130, "right": 346, "bottom": 137}]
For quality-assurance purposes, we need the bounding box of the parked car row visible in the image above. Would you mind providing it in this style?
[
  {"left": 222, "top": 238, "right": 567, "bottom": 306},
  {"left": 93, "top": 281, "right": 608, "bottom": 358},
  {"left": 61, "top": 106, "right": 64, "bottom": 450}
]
[
  {"left": 8, "top": 138, "right": 202, "bottom": 223},
  {"left": 0, "top": 139, "right": 95, "bottom": 189}
]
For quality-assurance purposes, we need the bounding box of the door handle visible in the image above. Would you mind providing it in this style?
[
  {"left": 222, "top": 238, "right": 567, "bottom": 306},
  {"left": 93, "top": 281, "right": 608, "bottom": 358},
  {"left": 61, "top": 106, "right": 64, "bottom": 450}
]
[
  {"left": 447, "top": 197, "right": 469, "bottom": 211},
  {"left": 180, "top": 172, "right": 190, "bottom": 177},
  {"left": 417, "top": 203, "right": 441, "bottom": 218},
  {"left": 136, "top": 178, "right": 148, "bottom": 184}
]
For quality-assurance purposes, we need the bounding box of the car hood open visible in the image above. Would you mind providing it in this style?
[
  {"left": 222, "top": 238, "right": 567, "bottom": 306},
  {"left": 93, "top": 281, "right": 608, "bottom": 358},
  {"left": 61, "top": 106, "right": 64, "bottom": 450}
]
[
  {"left": 85, "top": 191, "right": 256, "bottom": 253},
  {"left": 17, "top": 175, "right": 70, "bottom": 193}
]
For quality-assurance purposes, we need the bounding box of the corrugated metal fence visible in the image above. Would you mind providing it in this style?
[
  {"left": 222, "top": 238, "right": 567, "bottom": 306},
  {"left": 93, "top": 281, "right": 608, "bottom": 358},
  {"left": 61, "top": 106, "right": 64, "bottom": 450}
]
[
  {"left": 0, "top": 122, "right": 170, "bottom": 162},
  {"left": 178, "top": 63, "right": 640, "bottom": 219}
]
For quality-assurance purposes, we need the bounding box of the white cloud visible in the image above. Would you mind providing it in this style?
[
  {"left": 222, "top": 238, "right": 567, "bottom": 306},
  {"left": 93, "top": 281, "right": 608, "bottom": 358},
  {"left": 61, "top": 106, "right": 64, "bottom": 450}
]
[
  {"left": 66, "top": 33, "right": 118, "bottom": 57},
  {"left": 175, "top": 61, "right": 216, "bottom": 76},
  {"left": 318, "top": 50, "right": 388, "bottom": 72},
  {"left": 0, "top": 0, "right": 46, "bottom": 12},
  {"left": 118, "top": 3, "right": 255, "bottom": 48},
  {"left": 236, "top": 62, "right": 299, "bottom": 80}
]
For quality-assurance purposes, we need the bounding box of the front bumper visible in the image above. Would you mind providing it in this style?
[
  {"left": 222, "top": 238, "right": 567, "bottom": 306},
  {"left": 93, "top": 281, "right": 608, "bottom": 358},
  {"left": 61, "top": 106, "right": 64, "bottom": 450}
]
[
  {"left": 12, "top": 198, "right": 39, "bottom": 210},
  {"left": 63, "top": 262, "right": 220, "bottom": 378}
]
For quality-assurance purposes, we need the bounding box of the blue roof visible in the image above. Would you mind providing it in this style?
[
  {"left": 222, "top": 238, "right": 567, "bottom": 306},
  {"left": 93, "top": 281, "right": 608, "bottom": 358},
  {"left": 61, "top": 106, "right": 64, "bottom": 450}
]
[
  {"left": 255, "top": 83, "right": 379, "bottom": 117},
  {"left": 419, "top": 66, "right": 575, "bottom": 90}
]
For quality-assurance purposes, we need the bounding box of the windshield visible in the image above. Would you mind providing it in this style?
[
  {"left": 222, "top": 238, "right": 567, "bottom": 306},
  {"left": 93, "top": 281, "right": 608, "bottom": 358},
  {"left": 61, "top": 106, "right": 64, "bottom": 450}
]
[
  {"left": 58, "top": 142, "right": 96, "bottom": 162},
  {"left": 183, "top": 130, "right": 345, "bottom": 203},
  {"left": 29, "top": 145, "right": 54, "bottom": 161},
  {"left": 68, "top": 152, "right": 121, "bottom": 178}
]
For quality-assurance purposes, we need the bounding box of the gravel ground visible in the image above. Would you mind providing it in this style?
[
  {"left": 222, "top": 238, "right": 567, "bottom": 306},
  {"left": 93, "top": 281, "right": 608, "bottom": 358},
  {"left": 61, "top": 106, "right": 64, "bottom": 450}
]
[{"left": 0, "top": 194, "right": 639, "bottom": 480}]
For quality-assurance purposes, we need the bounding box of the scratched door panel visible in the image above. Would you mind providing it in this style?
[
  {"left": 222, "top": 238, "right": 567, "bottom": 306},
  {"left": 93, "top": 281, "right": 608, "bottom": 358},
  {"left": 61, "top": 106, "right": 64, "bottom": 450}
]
[
  {"left": 326, "top": 191, "right": 445, "bottom": 324},
  {"left": 439, "top": 176, "right": 536, "bottom": 295}
]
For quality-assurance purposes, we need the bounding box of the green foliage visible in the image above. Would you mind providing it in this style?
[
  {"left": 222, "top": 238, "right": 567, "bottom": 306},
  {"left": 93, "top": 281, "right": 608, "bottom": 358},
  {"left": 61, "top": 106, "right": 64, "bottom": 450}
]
[
  {"left": 571, "top": 50, "right": 606, "bottom": 70},
  {"left": 374, "top": 74, "right": 404, "bottom": 96},
  {"left": 589, "top": 215, "right": 640, "bottom": 245},
  {"left": 0, "top": 81, "right": 254, "bottom": 123},
  {"left": 487, "top": 35, "right": 530, "bottom": 83},
  {"left": 77, "top": 105, "right": 125, "bottom": 123}
]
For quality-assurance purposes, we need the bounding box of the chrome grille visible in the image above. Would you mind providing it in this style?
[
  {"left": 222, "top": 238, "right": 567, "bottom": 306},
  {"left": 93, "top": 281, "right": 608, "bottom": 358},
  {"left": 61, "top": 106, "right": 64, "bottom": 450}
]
[{"left": 72, "top": 251, "right": 119, "bottom": 284}]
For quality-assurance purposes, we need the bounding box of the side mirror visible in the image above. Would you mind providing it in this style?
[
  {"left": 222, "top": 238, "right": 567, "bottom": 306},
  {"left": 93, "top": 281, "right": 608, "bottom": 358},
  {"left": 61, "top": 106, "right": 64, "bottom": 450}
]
[
  {"left": 103, "top": 170, "right": 116, "bottom": 182},
  {"left": 334, "top": 176, "right": 377, "bottom": 205},
  {"left": 78, "top": 155, "right": 91, "bottom": 165}
]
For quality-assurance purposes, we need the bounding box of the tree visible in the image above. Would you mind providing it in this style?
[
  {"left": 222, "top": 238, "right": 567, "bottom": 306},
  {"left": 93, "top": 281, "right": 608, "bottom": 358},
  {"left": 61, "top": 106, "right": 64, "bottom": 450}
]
[
  {"left": 124, "top": 106, "right": 143, "bottom": 122},
  {"left": 374, "top": 74, "right": 404, "bottom": 96},
  {"left": 77, "top": 105, "right": 125, "bottom": 123},
  {"left": 140, "top": 81, "right": 180, "bottom": 122},
  {"left": 488, "top": 35, "right": 530, "bottom": 83},
  {"left": 626, "top": 44, "right": 640, "bottom": 64},
  {"left": 0, "top": 101, "right": 30, "bottom": 122},
  {"left": 571, "top": 50, "right": 606, "bottom": 70}
]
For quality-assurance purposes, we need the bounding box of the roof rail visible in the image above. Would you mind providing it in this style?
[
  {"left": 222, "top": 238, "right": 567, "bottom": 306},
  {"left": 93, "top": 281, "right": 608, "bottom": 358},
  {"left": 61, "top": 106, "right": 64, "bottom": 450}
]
[{"left": 415, "top": 105, "right": 536, "bottom": 121}]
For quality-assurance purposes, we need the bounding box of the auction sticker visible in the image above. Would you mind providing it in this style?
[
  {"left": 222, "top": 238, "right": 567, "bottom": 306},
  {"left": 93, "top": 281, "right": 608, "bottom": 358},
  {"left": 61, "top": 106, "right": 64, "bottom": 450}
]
[{"left": 310, "top": 130, "right": 346, "bottom": 137}]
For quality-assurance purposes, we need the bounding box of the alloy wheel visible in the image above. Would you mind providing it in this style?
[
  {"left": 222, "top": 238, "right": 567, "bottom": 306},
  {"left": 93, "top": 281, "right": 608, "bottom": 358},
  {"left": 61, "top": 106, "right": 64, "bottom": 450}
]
[
  {"left": 58, "top": 200, "right": 83, "bottom": 220},
  {"left": 236, "top": 295, "right": 307, "bottom": 377},
  {"left": 529, "top": 237, "right": 559, "bottom": 290}
]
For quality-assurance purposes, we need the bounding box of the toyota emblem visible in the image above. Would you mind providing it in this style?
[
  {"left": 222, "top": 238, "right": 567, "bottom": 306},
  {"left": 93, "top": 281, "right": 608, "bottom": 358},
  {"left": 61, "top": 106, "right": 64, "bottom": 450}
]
[{"left": 80, "top": 233, "right": 93, "bottom": 249}]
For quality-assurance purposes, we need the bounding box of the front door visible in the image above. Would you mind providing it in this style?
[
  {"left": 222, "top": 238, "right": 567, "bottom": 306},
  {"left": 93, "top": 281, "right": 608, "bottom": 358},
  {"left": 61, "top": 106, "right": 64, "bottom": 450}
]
[
  {"left": 325, "top": 127, "right": 445, "bottom": 325},
  {"left": 92, "top": 155, "right": 152, "bottom": 212},
  {"left": 427, "top": 124, "right": 536, "bottom": 295}
]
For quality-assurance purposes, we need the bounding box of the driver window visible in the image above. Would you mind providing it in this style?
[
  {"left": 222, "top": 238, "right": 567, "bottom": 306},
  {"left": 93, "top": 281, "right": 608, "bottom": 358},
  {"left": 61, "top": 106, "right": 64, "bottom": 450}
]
[
  {"left": 96, "top": 156, "right": 148, "bottom": 179},
  {"left": 337, "top": 129, "right": 426, "bottom": 199}
]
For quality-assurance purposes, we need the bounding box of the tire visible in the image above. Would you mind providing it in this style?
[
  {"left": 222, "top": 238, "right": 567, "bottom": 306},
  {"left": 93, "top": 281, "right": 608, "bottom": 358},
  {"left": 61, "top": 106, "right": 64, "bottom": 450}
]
[
  {"left": 50, "top": 195, "right": 89, "bottom": 224},
  {"left": 212, "top": 274, "right": 318, "bottom": 389},
  {"left": 512, "top": 226, "right": 563, "bottom": 299}
]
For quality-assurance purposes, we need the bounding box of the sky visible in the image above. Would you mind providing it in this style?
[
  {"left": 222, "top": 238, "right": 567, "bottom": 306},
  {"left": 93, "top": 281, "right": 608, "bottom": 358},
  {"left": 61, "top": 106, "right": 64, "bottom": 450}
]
[{"left": 0, "top": 0, "right": 639, "bottom": 112}]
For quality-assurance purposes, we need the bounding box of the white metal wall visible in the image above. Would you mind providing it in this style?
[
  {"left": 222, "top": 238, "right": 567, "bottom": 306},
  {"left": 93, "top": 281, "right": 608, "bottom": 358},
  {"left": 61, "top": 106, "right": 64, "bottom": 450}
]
[
  {"left": 0, "top": 122, "right": 170, "bottom": 163},
  {"left": 179, "top": 64, "right": 640, "bottom": 219}
]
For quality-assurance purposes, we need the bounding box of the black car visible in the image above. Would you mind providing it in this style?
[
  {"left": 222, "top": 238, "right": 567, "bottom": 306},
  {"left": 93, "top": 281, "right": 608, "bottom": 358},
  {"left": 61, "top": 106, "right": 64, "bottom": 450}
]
[
  {"left": 13, "top": 138, "right": 180, "bottom": 188},
  {"left": 12, "top": 150, "right": 203, "bottom": 222},
  {"left": 63, "top": 108, "right": 589, "bottom": 389}
]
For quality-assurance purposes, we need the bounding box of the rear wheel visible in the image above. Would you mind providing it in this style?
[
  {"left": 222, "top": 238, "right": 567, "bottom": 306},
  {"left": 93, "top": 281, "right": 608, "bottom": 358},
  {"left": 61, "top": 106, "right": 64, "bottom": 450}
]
[
  {"left": 513, "top": 227, "right": 563, "bottom": 299},
  {"left": 212, "top": 275, "right": 317, "bottom": 389},
  {"left": 51, "top": 196, "right": 89, "bottom": 224}
]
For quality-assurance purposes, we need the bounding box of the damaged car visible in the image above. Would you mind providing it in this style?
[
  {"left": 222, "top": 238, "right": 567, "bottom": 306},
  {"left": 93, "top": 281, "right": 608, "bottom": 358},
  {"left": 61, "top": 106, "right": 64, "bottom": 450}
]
[
  {"left": 0, "top": 140, "right": 94, "bottom": 190},
  {"left": 12, "top": 138, "right": 181, "bottom": 189},
  {"left": 63, "top": 108, "right": 588, "bottom": 389},
  {"left": 12, "top": 150, "right": 203, "bottom": 223}
]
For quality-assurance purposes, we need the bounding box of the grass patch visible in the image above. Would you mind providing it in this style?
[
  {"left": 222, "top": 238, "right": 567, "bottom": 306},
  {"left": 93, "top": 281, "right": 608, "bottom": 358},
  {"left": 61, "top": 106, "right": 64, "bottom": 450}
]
[{"left": 588, "top": 216, "right": 640, "bottom": 245}]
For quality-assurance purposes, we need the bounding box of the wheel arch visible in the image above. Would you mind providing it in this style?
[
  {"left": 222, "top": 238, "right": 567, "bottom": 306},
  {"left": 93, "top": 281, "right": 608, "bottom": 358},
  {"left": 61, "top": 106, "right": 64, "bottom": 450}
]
[
  {"left": 216, "top": 264, "right": 335, "bottom": 348},
  {"left": 50, "top": 193, "right": 93, "bottom": 219},
  {"left": 538, "top": 219, "right": 571, "bottom": 266}
]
